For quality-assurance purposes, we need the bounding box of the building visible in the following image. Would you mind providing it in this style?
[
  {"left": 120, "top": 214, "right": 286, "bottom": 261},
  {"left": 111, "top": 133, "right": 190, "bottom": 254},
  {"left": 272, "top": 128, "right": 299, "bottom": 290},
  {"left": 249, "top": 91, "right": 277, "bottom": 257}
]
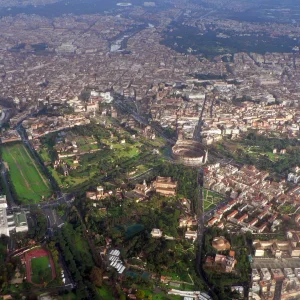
[
  {"left": 185, "top": 230, "right": 197, "bottom": 241},
  {"left": 271, "top": 269, "right": 285, "bottom": 281},
  {"left": 0, "top": 195, "right": 7, "bottom": 207},
  {"left": 97, "top": 186, "right": 104, "bottom": 197},
  {"left": 253, "top": 238, "right": 300, "bottom": 258},
  {"left": 108, "top": 249, "right": 125, "bottom": 274},
  {"left": 100, "top": 91, "right": 114, "bottom": 103},
  {"left": 283, "top": 268, "right": 295, "bottom": 278},
  {"left": 257, "top": 222, "right": 268, "bottom": 233},
  {"left": 0, "top": 207, "right": 9, "bottom": 236},
  {"left": 237, "top": 214, "right": 248, "bottom": 224},
  {"left": 212, "top": 236, "right": 231, "bottom": 251},
  {"left": 251, "top": 282, "right": 260, "bottom": 294},
  {"left": 295, "top": 268, "right": 300, "bottom": 278},
  {"left": 252, "top": 269, "right": 261, "bottom": 282},
  {"left": 0, "top": 130, "right": 22, "bottom": 144},
  {"left": 0, "top": 195, "right": 9, "bottom": 236},
  {"left": 208, "top": 217, "right": 219, "bottom": 226},
  {"left": 86, "top": 101, "right": 99, "bottom": 112},
  {"left": 249, "top": 218, "right": 259, "bottom": 227},
  {"left": 13, "top": 212, "right": 28, "bottom": 233},
  {"left": 225, "top": 252, "right": 236, "bottom": 273},
  {"left": 86, "top": 191, "right": 97, "bottom": 200},
  {"left": 151, "top": 228, "right": 163, "bottom": 238},
  {"left": 172, "top": 140, "right": 208, "bottom": 166},
  {"left": 62, "top": 165, "right": 69, "bottom": 176},
  {"left": 227, "top": 210, "right": 238, "bottom": 220},
  {"left": 258, "top": 210, "right": 269, "bottom": 220},
  {"left": 0, "top": 196, "right": 28, "bottom": 236},
  {"left": 153, "top": 177, "right": 177, "bottom": 196},
  {"left": 260, "top": 268, "right": 271, "bottom": 281},
  {"left": 134, "top": 180, "right": 152, "bottom": 196},
  {"left": 217, "top": 223, "right": 224, "bottom": 230},
  {"left": 179, "top": 216, "right": 197, "bottom": 228}
]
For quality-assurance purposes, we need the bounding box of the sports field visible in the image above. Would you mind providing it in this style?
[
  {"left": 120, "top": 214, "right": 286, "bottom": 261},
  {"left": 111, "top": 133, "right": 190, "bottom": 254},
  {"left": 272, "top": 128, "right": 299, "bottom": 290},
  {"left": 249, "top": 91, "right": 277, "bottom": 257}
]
[
  {"left": 31, "top": 256, "right": 52, "bottom": 284},
  {"left": 1, "top": 143, "right": 52, "bottom": 203},
  {"left": 25, "top": 248, "right": 56, "bottom": 286}
]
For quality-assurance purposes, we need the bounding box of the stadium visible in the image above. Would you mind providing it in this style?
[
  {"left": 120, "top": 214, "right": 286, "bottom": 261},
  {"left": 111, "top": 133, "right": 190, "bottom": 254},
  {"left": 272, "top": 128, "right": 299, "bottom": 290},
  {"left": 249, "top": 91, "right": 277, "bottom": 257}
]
[{"left": 172, "top": 139, "right": 208, "bottom": 166}]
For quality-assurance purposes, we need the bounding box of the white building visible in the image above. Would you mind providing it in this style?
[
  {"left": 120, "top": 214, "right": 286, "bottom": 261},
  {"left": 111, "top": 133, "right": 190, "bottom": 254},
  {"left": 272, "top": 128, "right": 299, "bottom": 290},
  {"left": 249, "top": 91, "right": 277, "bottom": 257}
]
[
  {"left": 0, "top": 208, "right": 9, "bottom": 236},
  {"left": 0, "top": 195, "right": 28, "bottom": 236},
  {"left": 108, "top": 249, "right": 125, "bottom": 274},
  {"left": 252, "top": 269, "right": 260, "bottom": 282},
  {"left": 91, "top": 90, "right": 100, "bottom": 97},
  {"left": 0, "top": 195, "right": 9, "bottom": 236},
  {"left": 287, "top": 173, "right": 300, "bottom": 184},
  {"left": 151, "top": 228, "right": 163, "bottom": 238},
  {"left": 0, "top": 195, "right": 7, "bottom": 208},
  {"left": 13, "top": 212, "right": 29, "bottom": 233},
  {"left": 295, "top": 268, "right": 300, "bottom": 278},
  {"left": 260, "top": 268, "right": 271, "bottom": 281},
  {"left": 185, "top": 230, "right": 197, "bottom": 242},
  {"left": 284, "top": 268, "right": 295, "bottom": 278},
  {"left": 100, "top": 91, "right": 114, "bottom": 103}
]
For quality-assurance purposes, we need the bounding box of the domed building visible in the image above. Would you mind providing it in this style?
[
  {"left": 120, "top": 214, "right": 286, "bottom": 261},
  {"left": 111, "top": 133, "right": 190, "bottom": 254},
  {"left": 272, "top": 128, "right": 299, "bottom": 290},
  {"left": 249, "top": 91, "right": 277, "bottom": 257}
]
[{"left": 212, "top": 236, "right": 231, "bottom": 251}]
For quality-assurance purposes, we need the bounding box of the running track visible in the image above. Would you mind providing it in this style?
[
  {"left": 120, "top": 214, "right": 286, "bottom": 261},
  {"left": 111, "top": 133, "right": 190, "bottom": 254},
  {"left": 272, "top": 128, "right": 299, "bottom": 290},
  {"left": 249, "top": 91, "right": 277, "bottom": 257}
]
[{"left": 25, "top": 248, "right": 56, "bottom": 286}]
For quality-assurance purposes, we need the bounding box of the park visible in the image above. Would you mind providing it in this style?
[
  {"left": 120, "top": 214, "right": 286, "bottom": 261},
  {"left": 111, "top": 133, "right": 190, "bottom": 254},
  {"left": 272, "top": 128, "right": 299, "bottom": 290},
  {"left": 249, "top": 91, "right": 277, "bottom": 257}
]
[
  {"left": 203, "top": 189, "right": 224, "bottom": 212},
  {"left": 1, "top": 142, "right": 52, "bottom": 204}
]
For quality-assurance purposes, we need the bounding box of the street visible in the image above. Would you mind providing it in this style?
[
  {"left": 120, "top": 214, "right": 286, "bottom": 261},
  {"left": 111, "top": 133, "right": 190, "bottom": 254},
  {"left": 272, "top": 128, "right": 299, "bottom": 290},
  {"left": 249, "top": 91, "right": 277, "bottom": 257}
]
[
  {"left": 44, "top": 207, "right": 64, "bottom": 230},
  {"left": 59, "top": 252, "right": 75, "bottom": 290},
  {"left": 195, "top": 167, "right": 217, "bottom": 299}
]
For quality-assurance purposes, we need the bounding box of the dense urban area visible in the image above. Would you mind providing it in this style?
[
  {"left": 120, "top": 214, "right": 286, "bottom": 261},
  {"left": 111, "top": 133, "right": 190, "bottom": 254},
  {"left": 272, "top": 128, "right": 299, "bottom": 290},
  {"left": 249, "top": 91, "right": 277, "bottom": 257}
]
[{"left": 0, "top": 0, "right": 300, "bottom": 299}]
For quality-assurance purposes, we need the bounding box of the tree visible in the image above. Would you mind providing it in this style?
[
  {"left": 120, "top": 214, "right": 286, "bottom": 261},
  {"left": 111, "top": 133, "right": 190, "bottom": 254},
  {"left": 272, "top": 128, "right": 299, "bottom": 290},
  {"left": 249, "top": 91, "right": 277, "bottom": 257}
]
[
  {"left": 136, "top": 290, "right": 145, "bottom": 299},
  {"left": 120, "top": 294, "right": 126, "bottom": 300},
  {"left": 90, "top": 266, "right": 103, "bottom": 287}
]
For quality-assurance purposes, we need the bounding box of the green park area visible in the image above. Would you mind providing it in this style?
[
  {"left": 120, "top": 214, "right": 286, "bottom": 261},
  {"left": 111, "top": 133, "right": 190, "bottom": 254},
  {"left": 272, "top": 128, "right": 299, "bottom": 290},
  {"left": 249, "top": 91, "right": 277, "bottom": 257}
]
[
  {"left": 278, "top": 203, "right": 299, "bottom": 215},
  {"left": 203, "top": 227, "right": 252, "bottom": 299},
  {"left": 213, "top": 132, "right": 300, "bottom": 176},
  {"left": 203, "top": 189, "right": 224, "bottom": 212},
  {"left": 38, "top": 122, "right": 165, "bottom": 192},
  {"left": 97, "top": 285, "right": 115, "bottom": 299},
  {"left": 1, "top": 143, "right": 52, "bottom": 204},
  {"left": 31, "top": 255, "right": 52, "bottom": 284},
  {"left": 63, "top": 223, "right": 90, "bottom": 254}
]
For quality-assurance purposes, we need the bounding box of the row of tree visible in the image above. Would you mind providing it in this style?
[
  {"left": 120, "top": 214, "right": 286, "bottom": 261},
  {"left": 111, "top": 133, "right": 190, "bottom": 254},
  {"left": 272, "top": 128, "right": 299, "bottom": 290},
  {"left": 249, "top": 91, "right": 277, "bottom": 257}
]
[{"left": 53, "top": 222, "right": 98, "bottom": 299}]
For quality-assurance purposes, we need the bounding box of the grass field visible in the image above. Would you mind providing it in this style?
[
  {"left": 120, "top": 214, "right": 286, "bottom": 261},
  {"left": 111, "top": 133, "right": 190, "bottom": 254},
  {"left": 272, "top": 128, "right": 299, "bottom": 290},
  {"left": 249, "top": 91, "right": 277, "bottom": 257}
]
[
  {"left": 278, "top": 203, "right": 298, "bottom": 215},
  {"left": 97, "top": 285, "right": 114, "bottom": 299},
  {"left": 1, "top": 143, "right": 52, "bottom": 203},
  {"left": 203, "top": 189, "right": 224, "bottom": 212},
  {"left": 31, "top": 256, "right": 52, "bottom": 284}
]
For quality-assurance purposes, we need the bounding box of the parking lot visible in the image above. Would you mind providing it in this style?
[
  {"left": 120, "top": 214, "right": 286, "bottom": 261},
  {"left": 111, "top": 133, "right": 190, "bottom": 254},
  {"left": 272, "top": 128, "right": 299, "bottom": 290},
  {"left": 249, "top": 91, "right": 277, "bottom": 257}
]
[{"left": 253, "top": 258, "right": 300, "bottom": 270}]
